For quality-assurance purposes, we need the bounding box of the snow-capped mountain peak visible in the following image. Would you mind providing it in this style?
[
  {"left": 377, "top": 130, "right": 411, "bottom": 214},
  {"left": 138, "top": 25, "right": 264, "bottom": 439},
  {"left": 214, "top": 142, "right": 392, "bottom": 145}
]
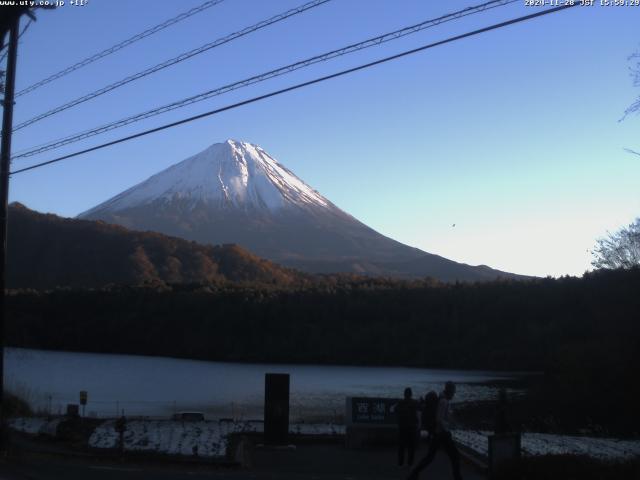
[
  {"left": 79, "top": 138, "right": 524, "bottom": 281},
  {"left": 81, "top": 139, "right": 329, "bottom": 216}
]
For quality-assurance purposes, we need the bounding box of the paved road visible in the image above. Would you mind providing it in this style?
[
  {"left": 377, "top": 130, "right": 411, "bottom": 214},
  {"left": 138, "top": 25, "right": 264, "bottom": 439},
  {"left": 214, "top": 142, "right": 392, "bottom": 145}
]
[{"left": 0, "top": 442, "right": 486, "bottom": 480}]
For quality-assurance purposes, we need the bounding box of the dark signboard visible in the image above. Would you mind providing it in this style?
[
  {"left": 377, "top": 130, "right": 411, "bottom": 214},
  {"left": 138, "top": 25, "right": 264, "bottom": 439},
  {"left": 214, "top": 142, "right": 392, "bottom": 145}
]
[
  {"left": 349, "top": 397, "right": 399, "bottom": 425},
  {"left": 264, "top": 373, "right": 290, "bottom": 445}
]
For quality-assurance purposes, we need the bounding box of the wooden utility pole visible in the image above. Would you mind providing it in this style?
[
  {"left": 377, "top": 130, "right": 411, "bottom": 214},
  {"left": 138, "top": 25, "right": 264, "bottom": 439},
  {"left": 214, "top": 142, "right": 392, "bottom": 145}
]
[{"left": 0, "top": 13, "right": 21, "bottom": 445}]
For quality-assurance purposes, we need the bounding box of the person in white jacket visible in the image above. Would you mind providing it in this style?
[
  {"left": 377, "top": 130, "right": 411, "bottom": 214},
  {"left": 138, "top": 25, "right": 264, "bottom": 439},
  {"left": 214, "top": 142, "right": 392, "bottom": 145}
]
[{"left": 407, "top": 381, "right": 462, "bottom": 480}]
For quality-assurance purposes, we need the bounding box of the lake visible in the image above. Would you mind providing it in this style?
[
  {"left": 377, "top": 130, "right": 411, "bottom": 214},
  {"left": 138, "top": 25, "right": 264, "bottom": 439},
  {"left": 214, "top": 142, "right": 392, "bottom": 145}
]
[{"left": 5, "top": 348, "right": 514, "bottom": 421}]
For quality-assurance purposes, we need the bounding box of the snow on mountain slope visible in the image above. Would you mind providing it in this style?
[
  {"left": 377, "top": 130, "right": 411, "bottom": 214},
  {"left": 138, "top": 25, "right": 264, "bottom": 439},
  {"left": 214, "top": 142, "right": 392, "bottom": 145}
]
[
  {"left": 79, "top": 139, "right": 525, "bottom": 281},
  {"left": 81, "top": 140, "right": 330, "bottom": 217}
]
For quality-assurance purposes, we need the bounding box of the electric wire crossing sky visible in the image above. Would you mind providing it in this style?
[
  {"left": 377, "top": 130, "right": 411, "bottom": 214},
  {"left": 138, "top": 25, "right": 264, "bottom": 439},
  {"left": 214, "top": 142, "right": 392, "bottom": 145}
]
[
  {"left": 12, "top": 1, "right": 574, "bottom": 172},
  {"left": 13, "top": 0, "right": 520, "bottom": 160}
]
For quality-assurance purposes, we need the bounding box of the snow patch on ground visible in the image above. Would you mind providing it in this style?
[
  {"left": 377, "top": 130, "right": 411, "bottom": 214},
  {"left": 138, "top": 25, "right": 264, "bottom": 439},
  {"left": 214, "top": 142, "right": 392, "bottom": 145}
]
[
  {"left": 7, "top": 417, "right": 49, "bottom": 434},
  {"left": 11, "top": 416, "right": 637, "bottom": 462},
  {"left": 88, "top": 420, "right": 344, "bottom": 458},
  {"left": 289, "top": 423, "right": 345, "bottom": 436},
  {"left": 89, "top": 420, "right": 256, "bottom": 457},
  {"left": 453, "top": 430, "right": 640, "bottom": 461}
]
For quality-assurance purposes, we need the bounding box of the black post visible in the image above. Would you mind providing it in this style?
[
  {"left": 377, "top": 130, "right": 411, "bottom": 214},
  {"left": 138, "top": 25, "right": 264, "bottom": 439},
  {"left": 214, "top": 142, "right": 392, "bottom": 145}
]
[
  {"left": 264, "top": 373, "right": 289, "bottom": 445},
  {"left": 0, "top": 15, "right": 20, "bottom": 446}
]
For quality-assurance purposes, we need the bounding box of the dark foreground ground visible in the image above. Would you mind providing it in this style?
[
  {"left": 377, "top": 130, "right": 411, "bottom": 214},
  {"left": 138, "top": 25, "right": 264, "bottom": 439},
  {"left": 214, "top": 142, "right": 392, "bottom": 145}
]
[{"left": 0, "top": 437, "right": 486, "bottom": 480}]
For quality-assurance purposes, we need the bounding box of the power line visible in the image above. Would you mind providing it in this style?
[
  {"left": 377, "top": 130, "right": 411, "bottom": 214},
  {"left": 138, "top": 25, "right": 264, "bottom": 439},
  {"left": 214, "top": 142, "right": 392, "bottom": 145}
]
[
  {"left": 11, "top": 4, "right": 577, "bottom": 176},
  {"left": 12, "top": 0, "right": 332, "bottom": 131},
  {"left": 13, "top": 0, "right": 518, "bottom": 160},
  {"left": 14, "top": 0, "right": 226, "bottom": 98}
]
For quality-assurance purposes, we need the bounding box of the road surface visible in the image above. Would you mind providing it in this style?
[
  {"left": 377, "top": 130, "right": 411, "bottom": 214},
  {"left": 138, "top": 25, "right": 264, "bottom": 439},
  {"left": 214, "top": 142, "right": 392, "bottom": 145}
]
[{"left": 0, "top": 442, "right": 486, "bottom": 479}]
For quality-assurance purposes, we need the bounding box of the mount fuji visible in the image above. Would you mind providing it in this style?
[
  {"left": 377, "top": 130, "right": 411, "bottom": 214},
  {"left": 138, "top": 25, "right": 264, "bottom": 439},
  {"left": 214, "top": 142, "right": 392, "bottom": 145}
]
[{"left": 79, "top": 139, "right": 520, "bottom": 281}]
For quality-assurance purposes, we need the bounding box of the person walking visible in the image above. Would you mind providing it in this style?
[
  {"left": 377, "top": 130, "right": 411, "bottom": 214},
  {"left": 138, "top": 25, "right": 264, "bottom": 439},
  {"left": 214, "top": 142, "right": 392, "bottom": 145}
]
[
  {"left": 407, "top": 381, "right": 463, "bottom": 480},
  {"left": 396, "top": 387, "right": 419, "bottom": 468},
  {"left": 420, "top": 390, "right": 439, "bottom": 444}
]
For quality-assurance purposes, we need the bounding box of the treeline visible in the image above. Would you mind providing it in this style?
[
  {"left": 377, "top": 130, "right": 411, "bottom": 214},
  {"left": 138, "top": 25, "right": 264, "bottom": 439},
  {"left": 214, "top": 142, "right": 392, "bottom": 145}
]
[
  {"left": 7, "top": 269, "right": 638, "bottom": 369},
  {"left": 6, "top": 267, "right": 640, "bottom": 433}
]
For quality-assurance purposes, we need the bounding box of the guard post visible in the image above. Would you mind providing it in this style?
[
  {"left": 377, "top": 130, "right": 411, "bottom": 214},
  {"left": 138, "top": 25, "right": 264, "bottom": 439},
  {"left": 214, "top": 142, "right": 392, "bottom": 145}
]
[
  {"left": 79, "top": 390, "right": 87, "bottom": 417},
  {"left": 264, "top": 373, "right": 289, "bottom": 445}
]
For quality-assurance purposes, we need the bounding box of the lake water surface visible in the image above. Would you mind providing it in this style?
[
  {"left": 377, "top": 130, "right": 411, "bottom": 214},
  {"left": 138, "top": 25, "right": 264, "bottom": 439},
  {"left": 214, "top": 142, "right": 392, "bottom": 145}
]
[{"left": 6, "top": 348, "right": 513, "bottom": 420}]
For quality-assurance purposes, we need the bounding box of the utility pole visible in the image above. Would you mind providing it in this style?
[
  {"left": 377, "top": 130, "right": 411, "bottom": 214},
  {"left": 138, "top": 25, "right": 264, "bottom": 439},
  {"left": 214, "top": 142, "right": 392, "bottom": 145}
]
[{"left": 0, "top": 13, "right": 21, "bottom": 447}]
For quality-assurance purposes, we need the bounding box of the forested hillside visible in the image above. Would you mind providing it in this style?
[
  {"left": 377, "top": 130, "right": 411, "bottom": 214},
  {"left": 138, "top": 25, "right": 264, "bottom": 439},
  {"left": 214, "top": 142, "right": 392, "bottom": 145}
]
[{"left": 7, "top": 203, "right": 306, "bottom": 288}]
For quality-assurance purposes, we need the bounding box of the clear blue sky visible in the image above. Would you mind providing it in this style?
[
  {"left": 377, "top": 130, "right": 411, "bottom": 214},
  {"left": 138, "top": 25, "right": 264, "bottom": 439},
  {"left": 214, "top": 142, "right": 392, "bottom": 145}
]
[{"left": 4, "top": 0, "right": 640, "bottom": 277}]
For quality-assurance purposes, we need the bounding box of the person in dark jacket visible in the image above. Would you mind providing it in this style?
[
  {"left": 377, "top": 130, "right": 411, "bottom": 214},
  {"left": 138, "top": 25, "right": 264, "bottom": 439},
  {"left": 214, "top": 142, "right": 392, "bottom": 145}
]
[
  {"left": 407, "top": 381, "right": 462, "bottom": 480},
  {"left": 420, "top": 390, "right": 439, "bottom": 444},
  {"left": 396, "top": 387, "right": 419, "bottom": 467}
]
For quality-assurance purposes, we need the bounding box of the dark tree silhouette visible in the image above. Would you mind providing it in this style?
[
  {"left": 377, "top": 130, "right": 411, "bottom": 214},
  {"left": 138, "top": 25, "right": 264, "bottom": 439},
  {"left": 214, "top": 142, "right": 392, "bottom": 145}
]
[{"left": 591, "top": 217, "right": 640, "bottom": 270}]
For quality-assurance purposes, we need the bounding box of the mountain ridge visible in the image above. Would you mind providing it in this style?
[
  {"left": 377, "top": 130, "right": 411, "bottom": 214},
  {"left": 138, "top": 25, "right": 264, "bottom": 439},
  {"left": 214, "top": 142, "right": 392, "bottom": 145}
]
[{"left": 79, "top": 139, "right": 526, "bottom": 282}]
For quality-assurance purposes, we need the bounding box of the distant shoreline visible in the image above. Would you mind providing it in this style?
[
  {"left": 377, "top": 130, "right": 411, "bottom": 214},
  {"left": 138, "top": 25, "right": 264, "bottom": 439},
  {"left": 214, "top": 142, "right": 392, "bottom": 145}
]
[{"left": 5, "top": 346, "right": 539, "bottom": 375}]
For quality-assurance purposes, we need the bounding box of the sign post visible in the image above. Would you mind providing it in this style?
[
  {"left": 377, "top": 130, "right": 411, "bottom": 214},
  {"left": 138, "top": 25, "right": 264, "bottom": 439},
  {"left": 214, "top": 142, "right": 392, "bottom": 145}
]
[
  {"left": 264, "top": 373, "right": 289, "bottom": 445},
  {"left": 345, "top": 396, "right": 399, "bottom": 448},
  {"left": 79, "top": 390, "right": 87, "bottom": 417},
  {"left": 346, "top": 397, "right": 398, "bottom": 425}
]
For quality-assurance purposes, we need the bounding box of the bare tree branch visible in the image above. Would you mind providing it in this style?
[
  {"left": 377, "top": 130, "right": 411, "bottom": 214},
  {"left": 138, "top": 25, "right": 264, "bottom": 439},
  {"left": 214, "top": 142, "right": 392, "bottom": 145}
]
[
  {"left": 622, "top": 49, "right": 640, "bottom": 120},
  {"left": 624, "top": 147, "right": 640, "bottom": 157},
  {"left": 592, "top": 218, "right": 640, "bottom": 270}
]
